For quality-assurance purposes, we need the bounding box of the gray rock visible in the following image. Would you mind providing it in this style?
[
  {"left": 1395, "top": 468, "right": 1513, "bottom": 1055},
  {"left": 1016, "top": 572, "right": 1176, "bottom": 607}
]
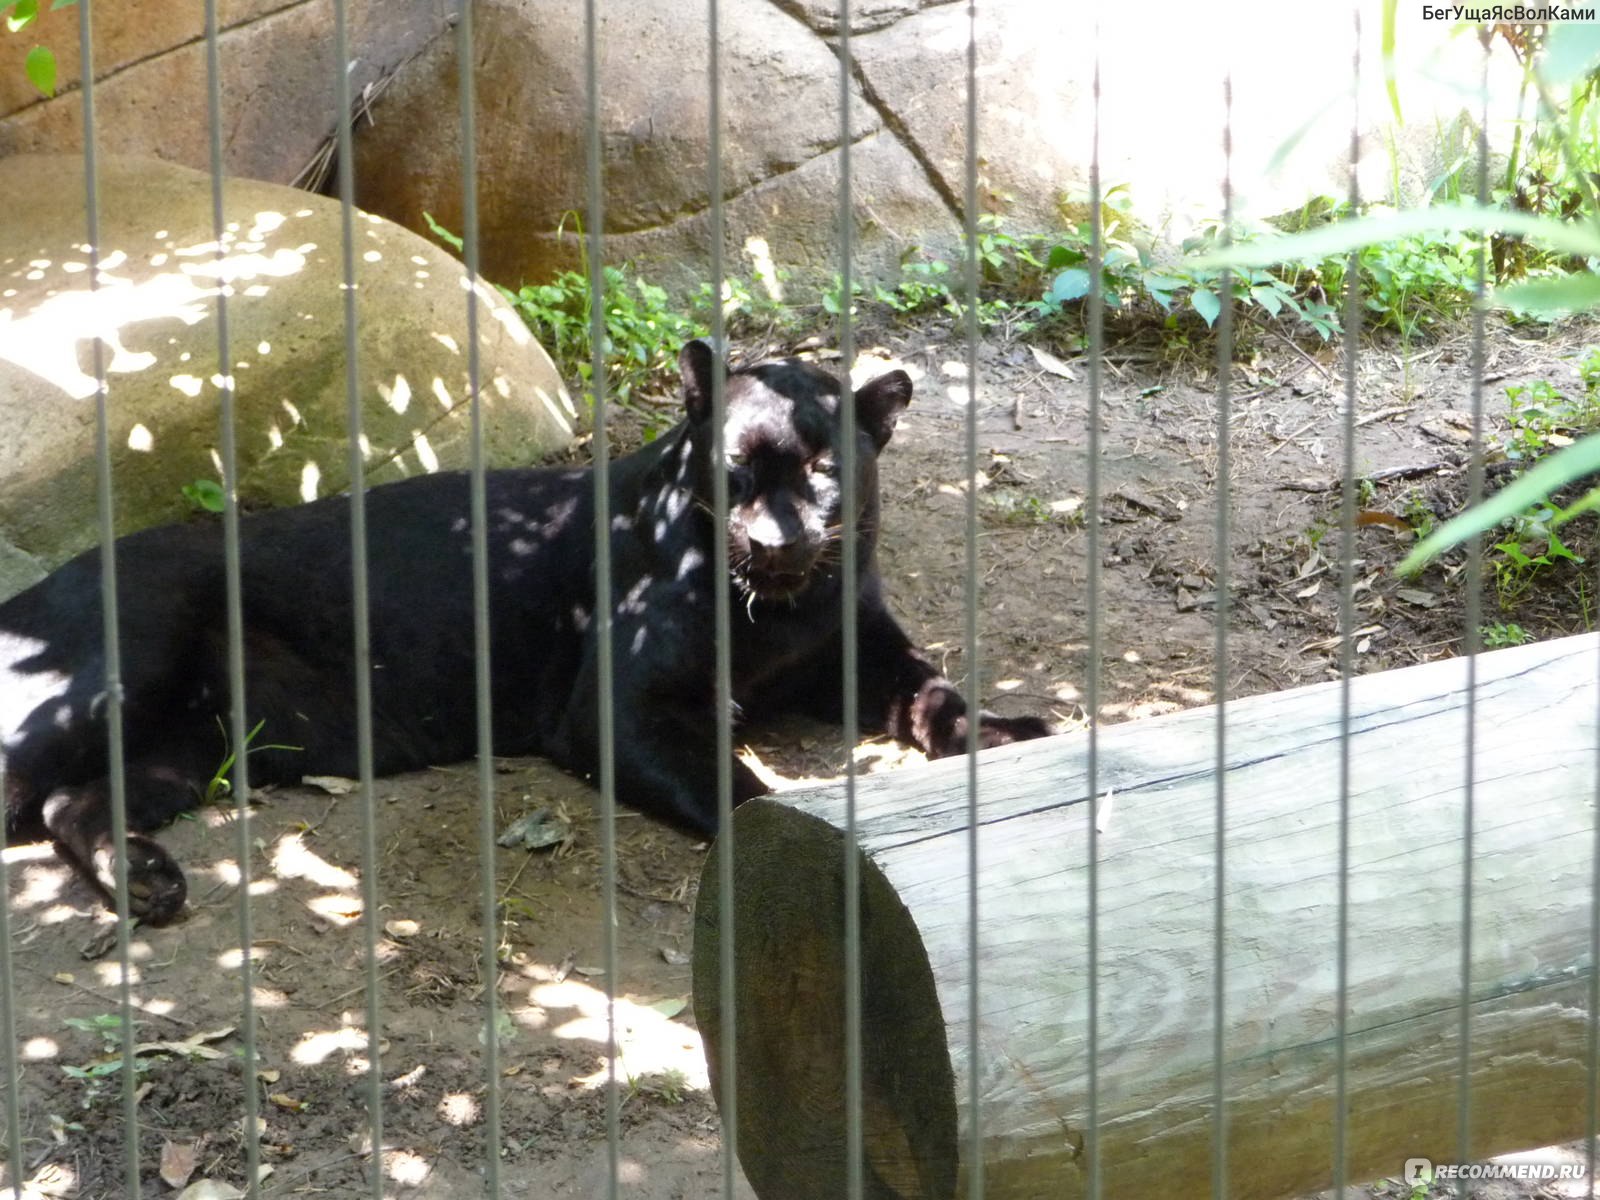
[
  {"left": 351, "top": 0, "right": 957, "bottom": 294},
  {"left": 0, "top": 154, "right": 576, "bottom": 601}
]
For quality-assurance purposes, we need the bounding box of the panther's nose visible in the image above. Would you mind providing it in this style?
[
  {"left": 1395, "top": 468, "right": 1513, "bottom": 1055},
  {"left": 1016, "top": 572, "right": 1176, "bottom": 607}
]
[{"left": 749, "top": 535, "right": 809, "bottom": 576}]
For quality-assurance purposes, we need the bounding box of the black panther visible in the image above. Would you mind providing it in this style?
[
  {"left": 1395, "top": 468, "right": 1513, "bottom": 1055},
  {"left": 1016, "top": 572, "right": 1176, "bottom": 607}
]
[{"left": 0, "top": 342, "right": 1051, "bottom": 924}]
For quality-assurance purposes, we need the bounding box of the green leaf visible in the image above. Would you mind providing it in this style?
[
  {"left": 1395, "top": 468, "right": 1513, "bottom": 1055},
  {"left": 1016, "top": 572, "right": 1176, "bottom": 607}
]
[
  {"left": 24, "top": 43, "right": 54, "bottom": 96},
  {"left": 1250, "top": 284, "right": 1286, "bottom": 316},
  {"left": 1189, "top": 287, "right": 1221, "bottom": 327},
  {"left": 1398, "top": 433, "right": 1600, "bottom": 574},
  {"left": 1047, "top": 268, "right": 1091, "bottom": 304},
  {"left": 1193, "top": 205, "right": 1600, "bottom": 270},
  {"left": 182, "top": 478, "right": 226, "bottom": 513},
  {"left": 50, "top": 0, "right": 78, "bottom": 9},
  {"left": 1490, "top": 271, "right": 1600, "bottom": 316},
  {"left": 421, "top": 210, "right": 463, "bottom": 252},
  {"left": 648, "top": 997, "right": 687, "bottom": 1019},
  {"left": 6, "top": 0, "right": 37, "bottom": 32},
  {"left": 1045, "top": 243, "right": 1079, "bottom": 271},
  {"left": 1541, "top": 20, "right": 1600, "bottom": 85},
  {"left": 1381, "top": 0, "right": 1401, "bottom": 123}
]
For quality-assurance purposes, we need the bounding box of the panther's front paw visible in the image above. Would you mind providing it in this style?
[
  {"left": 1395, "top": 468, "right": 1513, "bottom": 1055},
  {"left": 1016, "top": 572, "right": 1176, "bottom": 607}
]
[
  {"left": 975, "top": 712, "right": 1053, "bottom": 748},
  {"left": 109, "top": 835, "right": 188, "bottom": 925}
]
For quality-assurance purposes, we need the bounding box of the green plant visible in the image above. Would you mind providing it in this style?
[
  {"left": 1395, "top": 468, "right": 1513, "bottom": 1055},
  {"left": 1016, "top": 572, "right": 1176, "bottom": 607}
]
[
  {"left": 61, "top": 1014, "right": 148, "bottom": 1101},
  {"left": 425, "top": 212, "right": 708, "bottom": 416},
  {"left": 982, "top": 492, "right": 1050, "bottom": 526},
  {"left": 1401, "top": 490, "right": 1436, "bottom": 538},
  {"left": 1479, "top": 621, "right": 1532, "bottom": 647},
  {"left": 629, "top": 1068, "right": 688, "bottom": 1105},
  {"left": 4, "top": 0, "right": 76, "bottom": 97},
  {"left": 503, "top": 265, "right": 704, "bottom": 413},
  {"left": 182, "top": 478, "right": 226, "bottom": 514},
  {"left": 1490, "top": 503, "right": 1584, "bottom": 608},
  {"left": 203, "top": 717, "right": 300, "bottom": 805},
  {"left": 1314, "top": 217, "right": 1478, "bottom": 338},
  {"left": 1501, "top": 351, "right": 1600, "bottom": 464}
]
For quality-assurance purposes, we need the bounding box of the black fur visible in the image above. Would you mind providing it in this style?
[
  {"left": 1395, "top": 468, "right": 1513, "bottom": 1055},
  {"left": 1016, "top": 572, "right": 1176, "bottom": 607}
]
[{"left": 0, "top": 345, "right": 1050, "bottom": 923}]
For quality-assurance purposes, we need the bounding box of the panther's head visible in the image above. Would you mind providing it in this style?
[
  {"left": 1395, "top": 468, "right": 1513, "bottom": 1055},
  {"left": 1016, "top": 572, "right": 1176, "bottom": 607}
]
[{"left": 678, "top": 341, "right": 912, "bottom": 604}]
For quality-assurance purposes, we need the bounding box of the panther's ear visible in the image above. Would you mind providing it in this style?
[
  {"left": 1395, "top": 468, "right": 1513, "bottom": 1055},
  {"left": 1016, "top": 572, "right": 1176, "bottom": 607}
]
[
  {"left": 853, "top": 369, "right": 913, "bottom": 450},
  {"left": 679, "top": 339, "right": 722, "bottom": 425}
]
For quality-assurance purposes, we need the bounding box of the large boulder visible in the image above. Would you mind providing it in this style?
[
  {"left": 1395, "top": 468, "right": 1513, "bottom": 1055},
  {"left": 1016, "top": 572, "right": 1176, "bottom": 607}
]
[
  {"left": 0, "top": 154, "right": 577, "bottom": 601},
  {"left": 350, "top": 0, "right": 961, "bottom": 296},
  {"left": 0, "top": 0, "right": 448, "bottom": 186},
  {"left": 348, "top": 0, "right": 1523, "bottom": 294}
]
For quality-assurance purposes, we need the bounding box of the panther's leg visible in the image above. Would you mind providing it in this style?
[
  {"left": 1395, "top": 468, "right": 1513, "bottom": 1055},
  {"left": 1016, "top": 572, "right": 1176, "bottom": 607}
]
[
  {"left": 848, "top": 587, "right": 1053, "bottom": 757},
  {"left": 36, "top": 753, "right": 209, "bottom": 924}
]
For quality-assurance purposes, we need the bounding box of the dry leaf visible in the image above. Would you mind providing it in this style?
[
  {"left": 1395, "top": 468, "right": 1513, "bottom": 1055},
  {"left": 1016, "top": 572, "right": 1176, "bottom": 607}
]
[
  {"left": 1029, "top": 345, "right": 1075, "bottom": 379},
  {"left": 51, "top": 972, "right": 74, "bottom": 985},
  {"left": 160, "top": 1139, "right": 201, "bottom": 1190},
  {"left": 1356, "top": 509, "right": 1411, "bottom": 532},
  {"left": 268, "top": 1093, "right": 306, "bottom": 1112},
  {"left": 384, "top": 919, "right": 421, "bottom": 939},
  {"left": 1396, "top": 587, "right": 1439, "bottom": 608},
  {"left": 1295, "top": 580, "right": 1322, "bottom": 599},
  {"left": 301, "top": 775, "right": 358, "bottom": 795},
  {"left": 134, "top": 1027, "right": 235, "bottom": 1061},
  {"left": 257, "top": 1068, "right": 281, "bottom": 1084}
]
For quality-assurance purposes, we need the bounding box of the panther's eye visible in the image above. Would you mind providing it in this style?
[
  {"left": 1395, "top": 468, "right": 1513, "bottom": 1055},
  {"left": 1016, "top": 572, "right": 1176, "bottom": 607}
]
[
  {"left": 809, "top": 454, "right": 836, "bottom": 476},
  {"left": 729, "top": 451, "right": 750, "bottom": 469}
]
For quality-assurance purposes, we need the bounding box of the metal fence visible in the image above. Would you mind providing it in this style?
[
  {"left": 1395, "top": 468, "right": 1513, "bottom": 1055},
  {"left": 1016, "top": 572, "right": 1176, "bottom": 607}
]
[{"left": 0, "top": 3, "right": 1596, "bottom": 1199}]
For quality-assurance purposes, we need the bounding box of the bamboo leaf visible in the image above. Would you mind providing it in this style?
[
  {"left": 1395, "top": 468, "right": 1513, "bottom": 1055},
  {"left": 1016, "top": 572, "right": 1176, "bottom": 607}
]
[
  {"left": 1490, "top": 272, "right": 1600, "bottom": 316},
  {"left": 1382, "top": 0, "right": 1402, "bottom": 123},
  {"left": 1398, "top": 434, "right": 1600, "bottom": 574},
  {"left": 1193, "top": 205, "right": 1600, "bottom": 269}
]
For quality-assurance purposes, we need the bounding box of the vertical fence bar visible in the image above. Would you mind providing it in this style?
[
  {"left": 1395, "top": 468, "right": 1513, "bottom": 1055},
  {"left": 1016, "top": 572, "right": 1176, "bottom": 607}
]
[
  {"left": 1332, "top": 10, "right": 1363, "bottom": 1197},
  {"left": 1461, "top": 28, "right": 1492, "bottom": 1200},
  {"left": 705, "top": 1, "right": 740, "bottom": 1195},
  {"left": 328, "top": 2, "right": 385, "bottom": 1193},
  {"left": 961, "top": 2, "right": 983, "bottom": 1198},
  {"left": 452, "top": 0, "right": 505, "bottom": 1192},
  {"left": 1210, "top": 68, "right": 1234, "bottom": 1200},
  {"left": 200, "top": 1, "right": 264, "bottom": 1192},
  {"left": 581, "top": 3, "right": 622, "bottom": 1196},
  {"left": 834, "top": 3, "right": 864, "bottom": 1198},
  {"left": 0, "top": 754, "right": 16, "bottom": 1200},
  {"left": 1083, "top": 29, "right": 1104, "bottom": 1200},
  {"left": 74, "top": 2, "right": 142, "bottom": 1194}
]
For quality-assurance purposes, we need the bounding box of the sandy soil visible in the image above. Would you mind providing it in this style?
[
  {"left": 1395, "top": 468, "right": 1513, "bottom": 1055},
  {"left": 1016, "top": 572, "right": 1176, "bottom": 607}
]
[{"left": 3, "top": 316, "right": 1596, "bottom": 1198}]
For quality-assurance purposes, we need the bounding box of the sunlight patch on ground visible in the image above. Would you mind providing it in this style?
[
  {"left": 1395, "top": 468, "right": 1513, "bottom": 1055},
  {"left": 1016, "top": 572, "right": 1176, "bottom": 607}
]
[
  {"left": 438, "top": 1091, "right": 479, "bottom": 1126},
  {"left": 11, "top": 861, "right": 68, "bottom": 912},
  {"left": 526, "top": 977, "right": 709, "bottom": 1093},
  {"left": 21, "top": 1037, "right": 57, "bottom": 1061},
  {"left": 271, "top": 832, "right": 358, "bottom": 890},
  {"left": 290, "top": 1018, "right": 370, "bottom": 1066},
  {"left": 382, "top": 1148, "right": 431, "bottom": 1187},
  {"left": 215, "top": 945, "right": 268, "bottom": 970}
]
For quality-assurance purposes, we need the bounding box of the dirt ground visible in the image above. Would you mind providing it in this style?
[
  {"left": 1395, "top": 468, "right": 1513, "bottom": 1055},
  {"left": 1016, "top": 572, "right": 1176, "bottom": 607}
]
[{"left": 3, "top": 314, "right": 1598, "bottom": 1199}]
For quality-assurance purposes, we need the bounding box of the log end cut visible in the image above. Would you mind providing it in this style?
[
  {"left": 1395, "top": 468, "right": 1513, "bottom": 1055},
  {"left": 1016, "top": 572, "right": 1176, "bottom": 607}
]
[{"left": 693, "top": 798, "right": 958, "bottom": 1200}]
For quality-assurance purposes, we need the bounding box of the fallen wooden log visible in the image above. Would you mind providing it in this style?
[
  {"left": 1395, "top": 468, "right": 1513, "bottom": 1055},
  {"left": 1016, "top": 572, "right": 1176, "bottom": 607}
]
[{"left": 693, "top": 634, "right": 1598, "bottom": 1199}]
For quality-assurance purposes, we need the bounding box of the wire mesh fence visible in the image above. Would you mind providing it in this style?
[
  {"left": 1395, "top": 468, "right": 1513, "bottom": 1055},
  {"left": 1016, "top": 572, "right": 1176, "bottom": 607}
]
[{"left": 0, "top": 4, "right": 1596, "bottom": 1199}]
